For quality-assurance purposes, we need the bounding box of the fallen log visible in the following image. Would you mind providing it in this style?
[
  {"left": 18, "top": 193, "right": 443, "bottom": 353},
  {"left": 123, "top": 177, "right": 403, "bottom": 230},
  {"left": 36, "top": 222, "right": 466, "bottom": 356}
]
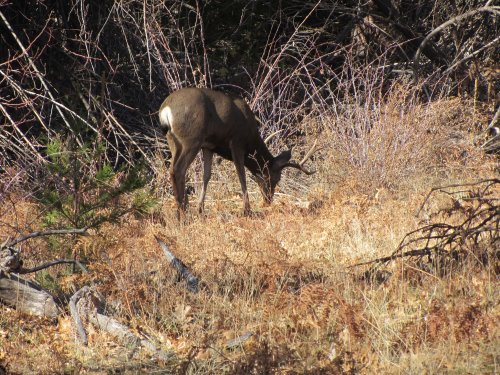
[
  {"left": 0, "top": 270, "right": 59, "bottom": 318},
  {"left": 155, "top": 236, "right": 200, "bottom": 293},
  {"left": 69, "top": 287, "right": 89, "bottom": 345},
  {"left": 0, "top": 245, "right": 83, "bottom": 318},
  {"left": 71, "top": 286, "right": 174, "bottom": 361}
]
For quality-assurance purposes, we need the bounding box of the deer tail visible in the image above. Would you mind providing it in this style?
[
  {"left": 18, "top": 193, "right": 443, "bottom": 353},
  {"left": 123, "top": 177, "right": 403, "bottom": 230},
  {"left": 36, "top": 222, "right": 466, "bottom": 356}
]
[{"left": 159, "top": 105, "right": 172, "bottom": 134}]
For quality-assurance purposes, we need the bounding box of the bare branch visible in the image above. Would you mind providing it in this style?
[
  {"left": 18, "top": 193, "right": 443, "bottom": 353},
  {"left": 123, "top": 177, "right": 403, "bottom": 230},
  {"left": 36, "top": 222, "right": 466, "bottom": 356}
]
[
  {"left": 18, "top": 259, "right": 88, "bottom": 274},
  {"left": 0, "top": 10, "right": 84, "bottom": 146},
  {"left": 5, "top": 228, "right": 88, "bottom": 248},
  {"left": 413, "top": 6, "right": 500, "bottom": 77},
  {"left": 443, "top": 35, "right": 500, "bottom": 75},
  {"left": 416, "top": 179, "right": 499, "bottom": 218},
  {"left": 350, "top": 180, "right": 499, "bottom": 276}
]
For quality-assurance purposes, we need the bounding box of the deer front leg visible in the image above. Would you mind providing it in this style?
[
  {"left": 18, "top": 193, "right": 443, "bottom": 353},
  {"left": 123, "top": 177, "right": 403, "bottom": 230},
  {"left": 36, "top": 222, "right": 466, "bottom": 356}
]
[
  {"left": 230, "top": 146, "right": 251, "bottom": 215},
  {"left": 198, "top": 148, "right": 213, "bottom": 214}
]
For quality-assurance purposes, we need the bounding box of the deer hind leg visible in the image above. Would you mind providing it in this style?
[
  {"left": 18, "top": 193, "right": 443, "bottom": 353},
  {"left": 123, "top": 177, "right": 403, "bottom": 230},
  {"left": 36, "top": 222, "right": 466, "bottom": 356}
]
[
  {"left": 230, "top": 146, "right": 251, "bottom": 215},
  {"left": 166, "top": 133, "right": 183, "bottom": 208},
  {"left": 198, "top": 148, "right": 213, "bottom": 214},
  {"left": 167, "top": 133, "right": 200, "bottom": 212},
  {"left": 172, "top": 147, "right": 200, "bottom": 212}
]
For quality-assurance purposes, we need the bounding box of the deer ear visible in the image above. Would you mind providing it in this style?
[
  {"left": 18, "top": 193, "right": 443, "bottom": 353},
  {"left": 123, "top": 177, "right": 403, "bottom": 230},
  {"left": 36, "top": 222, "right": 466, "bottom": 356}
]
[{"left": 273, "top": 149, "right": 292, "bottom": 170}]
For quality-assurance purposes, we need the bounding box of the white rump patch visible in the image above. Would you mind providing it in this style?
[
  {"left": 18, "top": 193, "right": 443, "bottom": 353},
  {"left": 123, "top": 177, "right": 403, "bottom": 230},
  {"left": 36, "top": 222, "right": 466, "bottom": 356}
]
[{"left": 159, "top": 106, "right": 173, "bottom": 127}]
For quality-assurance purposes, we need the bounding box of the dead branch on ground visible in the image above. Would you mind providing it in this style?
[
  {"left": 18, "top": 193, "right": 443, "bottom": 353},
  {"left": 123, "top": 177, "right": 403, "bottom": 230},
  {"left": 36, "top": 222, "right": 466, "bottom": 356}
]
[
  {"left": 70, "top": 286, "right": 174, "bottom": 361},
  {"left": 155, "top": 236, "right": 200, "bottom": 293},
  {"left": 0, "top": 229, "right": 89, "bottom": 316},
  {"left": 350, "top": 179, "right": 499, "bottom": 278}
]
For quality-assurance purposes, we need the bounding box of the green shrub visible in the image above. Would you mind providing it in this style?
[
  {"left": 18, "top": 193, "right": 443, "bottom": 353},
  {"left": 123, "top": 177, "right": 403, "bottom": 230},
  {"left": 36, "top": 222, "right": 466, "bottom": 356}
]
[{"left": 36, "top": 135, "right": 155, "bottom": 230}]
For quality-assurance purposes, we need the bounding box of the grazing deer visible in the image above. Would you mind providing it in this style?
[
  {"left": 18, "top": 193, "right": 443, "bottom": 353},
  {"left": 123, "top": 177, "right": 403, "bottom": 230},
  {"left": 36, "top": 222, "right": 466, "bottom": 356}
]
[{"left": 158, "top": 87, "right": 318, "bottom": 215}]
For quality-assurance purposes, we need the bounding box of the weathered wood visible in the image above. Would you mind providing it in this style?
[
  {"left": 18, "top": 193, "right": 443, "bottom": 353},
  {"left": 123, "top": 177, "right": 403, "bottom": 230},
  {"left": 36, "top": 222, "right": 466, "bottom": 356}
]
[
  {"left": 72, "top": 286, "right": 174, "bottom": 361},
  {"left": 155, "top": 236, "right": 199, "bottom": 293},
  {"left": 69, "top": 287, "right": 89, "bottom": 345},
  {"left": 0, "top": 244, "right": 84, "bottom": 318},
  {"left": 0, "top": 271, "right": 58, "bottom": 318},
  {"left": 90, "top": 312, "right": 140, "bottom": 348},
  {"left": 90, "top": 312, "right": 174, "bottom": 361},
  {"left": 226, "top": 331, "right": 253, "bottom": 349},
  {"left": 0, "top": 247, "right": 21, "bottom": 272}
]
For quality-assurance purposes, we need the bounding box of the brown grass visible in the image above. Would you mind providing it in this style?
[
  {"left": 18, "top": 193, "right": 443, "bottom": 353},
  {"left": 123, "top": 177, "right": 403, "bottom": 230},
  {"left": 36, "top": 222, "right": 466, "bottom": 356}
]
[{"left": 0, "top": 96, "right": 498, "bottom": 374}]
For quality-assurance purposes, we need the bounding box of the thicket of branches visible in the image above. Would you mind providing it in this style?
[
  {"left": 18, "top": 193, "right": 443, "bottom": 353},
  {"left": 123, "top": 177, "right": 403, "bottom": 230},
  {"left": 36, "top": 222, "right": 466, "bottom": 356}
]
[{"left": 0, "top": 0, "right": 498, "bottom": 172}]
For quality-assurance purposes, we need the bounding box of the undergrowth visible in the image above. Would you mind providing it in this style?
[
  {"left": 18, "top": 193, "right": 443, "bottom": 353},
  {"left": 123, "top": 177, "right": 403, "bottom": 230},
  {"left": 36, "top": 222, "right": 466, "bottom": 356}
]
[{"left": 0, "top": 94, "right": 498, "bottom": 374}]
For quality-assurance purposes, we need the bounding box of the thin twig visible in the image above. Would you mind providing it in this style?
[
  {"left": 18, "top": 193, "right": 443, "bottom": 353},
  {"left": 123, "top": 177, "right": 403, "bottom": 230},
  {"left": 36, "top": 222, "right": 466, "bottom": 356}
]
[
  {"left": 0, "top": 10, "right": 84, "bottom": 146},
  {"left": 443, "top": 35, "right": 500, "bottom": 75},
  {"left": 348, "top": 248, "right": 439, "bottom": 268},
  {"left": 416, "top": 179, "right": 499, "bottom": 218}
]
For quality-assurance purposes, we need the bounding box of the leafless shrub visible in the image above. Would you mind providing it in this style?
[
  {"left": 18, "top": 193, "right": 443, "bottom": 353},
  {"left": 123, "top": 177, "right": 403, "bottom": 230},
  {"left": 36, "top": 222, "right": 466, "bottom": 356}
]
[{"left": 1, "top": 0, "right": 496, "bottom": 201}]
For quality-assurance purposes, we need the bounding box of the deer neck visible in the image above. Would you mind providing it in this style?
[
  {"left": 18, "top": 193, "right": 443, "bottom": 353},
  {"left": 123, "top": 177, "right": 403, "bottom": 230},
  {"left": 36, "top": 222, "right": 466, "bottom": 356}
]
[{"left": 244, "top": 140, "right": 274, "bottom": 177}]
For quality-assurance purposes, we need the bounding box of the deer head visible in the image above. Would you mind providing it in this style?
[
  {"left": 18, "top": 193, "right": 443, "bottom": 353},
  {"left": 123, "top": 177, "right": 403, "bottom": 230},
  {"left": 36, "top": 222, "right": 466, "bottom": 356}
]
[
  {"left": 250, "top": 149, "right": 292, "bottom": 205},
  {"left": 158, "top": 87, "right": 318, "bottom": 216}
]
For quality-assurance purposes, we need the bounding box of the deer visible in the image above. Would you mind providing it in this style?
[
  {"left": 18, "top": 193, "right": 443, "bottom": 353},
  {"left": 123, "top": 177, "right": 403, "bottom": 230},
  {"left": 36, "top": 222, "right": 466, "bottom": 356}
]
[{"left": 158, "top": 87, "right": 319, "bottom": 216}]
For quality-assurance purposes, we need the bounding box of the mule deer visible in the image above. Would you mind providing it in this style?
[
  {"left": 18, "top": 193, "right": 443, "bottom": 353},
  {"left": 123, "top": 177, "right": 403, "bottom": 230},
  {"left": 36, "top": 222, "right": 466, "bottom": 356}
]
[{"left": 158, "top": 87, "right": 318, "bottom": 215}]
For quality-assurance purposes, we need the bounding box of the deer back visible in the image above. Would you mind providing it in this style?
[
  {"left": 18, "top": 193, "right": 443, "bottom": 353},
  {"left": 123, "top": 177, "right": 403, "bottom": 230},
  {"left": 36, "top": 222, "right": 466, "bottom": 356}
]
[{"left": 159, "top": 88, "right": 264, "bottom": 156}]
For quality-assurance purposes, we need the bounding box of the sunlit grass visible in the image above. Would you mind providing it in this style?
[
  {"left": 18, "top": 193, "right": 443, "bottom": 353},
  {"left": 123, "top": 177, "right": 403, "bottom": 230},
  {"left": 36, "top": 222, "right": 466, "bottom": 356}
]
[{"left": 1, "top": 95, "right": 498, "bottom": 374}]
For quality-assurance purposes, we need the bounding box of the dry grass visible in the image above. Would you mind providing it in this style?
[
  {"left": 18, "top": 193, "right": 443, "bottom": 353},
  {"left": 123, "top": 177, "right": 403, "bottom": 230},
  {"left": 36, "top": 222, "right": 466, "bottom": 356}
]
[{"left": 1, "top": 96, "right": 498, "bottom": 374}]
